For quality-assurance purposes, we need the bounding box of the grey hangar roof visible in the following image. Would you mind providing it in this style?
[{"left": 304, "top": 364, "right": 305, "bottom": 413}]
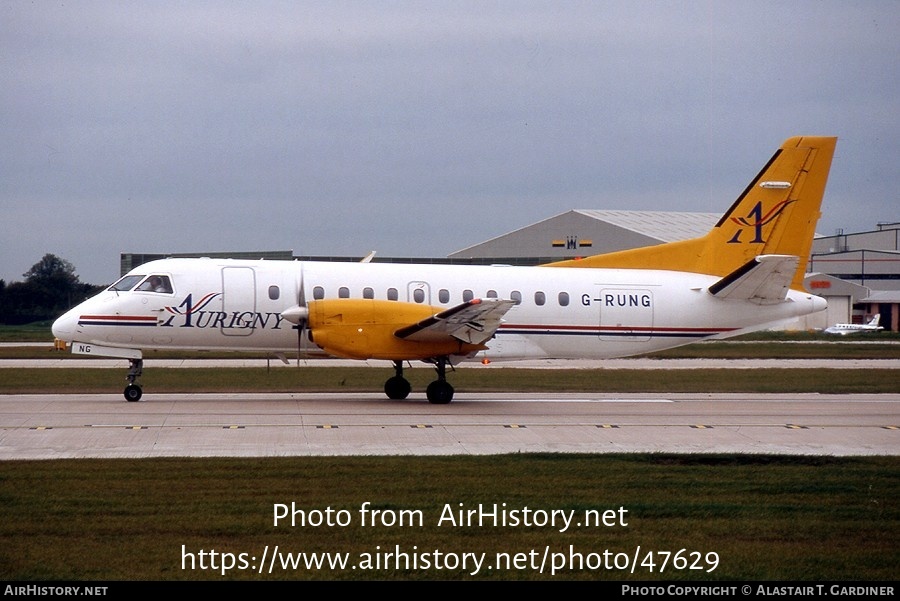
[{"left": 448, "top": 209, "right": 722, "bottom": 261}]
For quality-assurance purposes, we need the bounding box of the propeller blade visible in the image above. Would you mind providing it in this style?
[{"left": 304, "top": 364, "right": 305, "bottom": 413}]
[{"left": 297, "top": 267, "right": 308, "bottom": 363}]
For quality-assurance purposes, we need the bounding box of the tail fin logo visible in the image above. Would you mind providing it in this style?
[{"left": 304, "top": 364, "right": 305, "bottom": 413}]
[{"left": 727, "top": 199, "right": 796, "bottom": 244}]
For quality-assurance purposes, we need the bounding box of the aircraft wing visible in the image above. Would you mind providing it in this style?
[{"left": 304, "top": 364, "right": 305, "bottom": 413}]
[
  {"left": 395, "top": 298, "right": 518, "bottom": 346},
  {"left": 707, "top": 255, "right": 800, "bottom": 304}
]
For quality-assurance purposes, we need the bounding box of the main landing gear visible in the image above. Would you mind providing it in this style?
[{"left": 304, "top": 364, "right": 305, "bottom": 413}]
[
  {"left": 384, "top": 360, "right": 412, "bottom": 400},
  {"left": 382, "top": 358, "right": 455, "bottom": 404},
  {"left": 124, "top": 358, "right": 143, "bottom": 402},
  {"left": 425, "top": 357, "right": 454, "bottom": 404}
]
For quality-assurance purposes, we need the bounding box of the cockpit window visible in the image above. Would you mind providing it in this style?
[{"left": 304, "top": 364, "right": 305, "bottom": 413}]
[
  {"left": 136, "top": 275, "right": 173, "bottom": 293},
  {"left": 108, "top": 275, "right": 144, "bottom": 292}
]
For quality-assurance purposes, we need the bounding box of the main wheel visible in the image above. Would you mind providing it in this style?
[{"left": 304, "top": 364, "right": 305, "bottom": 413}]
[
  {"left": 124, "top": 384, "right": 143, "bottom": 402},
  {"left": 384, "top": 375, "right": 412, "bottom": 400},
  {"left": 426, "top": 380, "right": 454, "bottom": 404}
]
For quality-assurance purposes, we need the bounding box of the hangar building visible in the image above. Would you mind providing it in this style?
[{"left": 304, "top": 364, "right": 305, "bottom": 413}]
[
  {"left": 448, "top": 210, "right": 720, "bottom": 263},
  {"left": 808, "top": 222, "right": 900, "bottom": 332}
]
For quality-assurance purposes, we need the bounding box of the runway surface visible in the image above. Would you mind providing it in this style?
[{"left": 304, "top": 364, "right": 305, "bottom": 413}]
[
  {"left": 1, "top": 391, "right": 897, "bottom": 459},
  {"left": 4, "top": 346, "right": 899, "bottom": 458}
]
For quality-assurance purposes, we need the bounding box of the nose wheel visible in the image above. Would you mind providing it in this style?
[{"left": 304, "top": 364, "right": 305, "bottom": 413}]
[{"left": 124, "top": 359, "right": 143, "bottom": 402}]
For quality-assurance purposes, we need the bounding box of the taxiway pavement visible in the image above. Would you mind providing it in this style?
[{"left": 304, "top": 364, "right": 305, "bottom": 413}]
[{"left": 1, "top": 391, "right": 897, "bottom": 459}]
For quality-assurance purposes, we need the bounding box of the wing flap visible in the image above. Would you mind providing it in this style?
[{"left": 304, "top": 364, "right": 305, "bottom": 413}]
[
  {"left": 708, "top": 254, "right": 800, "bottom": 304},
  {"left": 395, "top": 298, "right": 517, "bottom": 345}
]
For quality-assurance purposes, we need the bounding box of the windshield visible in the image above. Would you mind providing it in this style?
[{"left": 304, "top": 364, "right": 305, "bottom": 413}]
[
  {"left": 107, "top": 275, "right": 144, "bottom": 292},
  {"left": 135, "top": 275, "right": 173, "bottom": 294}
]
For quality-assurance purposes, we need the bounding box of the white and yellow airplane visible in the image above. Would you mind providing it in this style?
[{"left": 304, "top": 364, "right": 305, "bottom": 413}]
[{"left": 52, "top": 136, "right": 836, "bottom": 403}]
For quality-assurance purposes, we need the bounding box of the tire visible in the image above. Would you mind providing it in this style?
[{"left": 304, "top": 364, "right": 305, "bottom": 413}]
[
  {"left": 384, "top": 376, "right": 412, "bottom": 400},
  {"left": 426, "top": 381, "right": 454, "bottom": 404}
]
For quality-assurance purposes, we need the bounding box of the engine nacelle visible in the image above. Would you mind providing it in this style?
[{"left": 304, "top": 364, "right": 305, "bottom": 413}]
[{"left": 307, "top": 299, "right": 486, "bottom": 360}]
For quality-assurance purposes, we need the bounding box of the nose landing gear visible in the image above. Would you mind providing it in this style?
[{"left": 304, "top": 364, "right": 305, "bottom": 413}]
[{"left": 124, "top": 359, "right": 143, "bottom": 402}]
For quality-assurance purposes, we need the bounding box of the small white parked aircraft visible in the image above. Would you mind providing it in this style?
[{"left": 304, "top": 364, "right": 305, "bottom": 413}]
[
  {"left": 52, "top": 136, "right": 836, "bottom": 403},
  {"left": 824, "top": 314, "right": 883, "bottom": 335}
]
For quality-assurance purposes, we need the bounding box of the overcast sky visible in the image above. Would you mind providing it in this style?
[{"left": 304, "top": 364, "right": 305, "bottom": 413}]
[{"left": 2, "top": 1, "right": 897, "bottom": 285}]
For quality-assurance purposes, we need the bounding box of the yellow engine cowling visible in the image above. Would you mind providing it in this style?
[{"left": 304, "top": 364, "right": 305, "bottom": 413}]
[{"left": 307, "top": 299, "right": 486, "bottom": 360}]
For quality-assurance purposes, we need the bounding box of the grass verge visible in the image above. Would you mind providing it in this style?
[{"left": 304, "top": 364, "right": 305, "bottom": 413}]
[{"left": 2, "top": 366, "right": 900, "bottom": 395}]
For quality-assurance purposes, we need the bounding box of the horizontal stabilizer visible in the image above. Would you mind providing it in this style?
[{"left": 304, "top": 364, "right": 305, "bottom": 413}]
[
  {"left": 708, "top": 255, "right": 800, "bottom": 304},
  {"left": 395, "top": 298, "right": 517, "bottom": 345}
]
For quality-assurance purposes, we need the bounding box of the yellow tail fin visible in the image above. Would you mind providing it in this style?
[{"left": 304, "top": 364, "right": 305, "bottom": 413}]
[{"left": 546, "top": 136, "right": 837, "bottom": 290}]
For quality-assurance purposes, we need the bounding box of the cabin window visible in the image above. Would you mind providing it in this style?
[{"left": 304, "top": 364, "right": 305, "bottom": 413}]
[
  {"left": 339, "top": 286, "right": 350, "bottom": 298},
  {"left": 363, "top": 287, "right": 374, "bottom": 299},
  {"left": 486, "top": 289, "right": 498, "bottom": 298},
  {"left": 534, "top": 291, "right": 546, "bottom": 306},
  {"left": 268, "top": 285, "right": 280, "bottom": 300},
  {"left": 510, "top": 290, "right": 522, "bottom": 305},
  {"left": 439, "top": 289, "right": 450, "bottom": 304},
  {"left": 108, "top": 275, "right": 144, "bottom": 292},
  {"left": 413, "top": 288, "right": 425, "bottom": 303},
  {"left": 463, "top": 289, "right": 474, "bottom": 302},
  {"left": 313, "top": 286, "right": 325, "bottom": 300},
  {"left": 136, "top": 275, "right": 173, "bottom": 294},
  {"left": 558, "top": 291, "right": 569, "bottom": 306},
  {"left": 387, "top": 287, "right": 399, "bottom": 301}
]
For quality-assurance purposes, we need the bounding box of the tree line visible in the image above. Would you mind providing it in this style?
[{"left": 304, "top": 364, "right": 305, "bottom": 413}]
[{"left": 0, "top": 254, "right": 105, "bottom": 325}]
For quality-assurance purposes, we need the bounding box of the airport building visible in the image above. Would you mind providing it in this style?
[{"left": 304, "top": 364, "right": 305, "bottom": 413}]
[
  {"left": 446, "top": 209, "right": 721, "bottom": 264},
  {"left": 807, "top": 222, "right": 900, "bottom": 333},
  {"left": 121, "top": 213, "right": 900, "bottom": 332}
]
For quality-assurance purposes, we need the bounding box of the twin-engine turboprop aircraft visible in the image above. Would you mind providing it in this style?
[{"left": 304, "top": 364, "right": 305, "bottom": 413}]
[{"left": 52, "top": 136, "right": 836, "bottom": 403}]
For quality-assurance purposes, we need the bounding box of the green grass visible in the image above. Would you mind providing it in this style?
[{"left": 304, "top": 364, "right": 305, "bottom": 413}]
[
  {"left": 2, "top": 366, "right": 900, "bottom": 395},
  {"left": 647, "top": 341, "right": 900, "bottom": 359},
  {"left": 0, "top": 454, "right": 896, "bottom": 581},
  {"left": 0, "top": 321, "right": 55, "bottom": 342}
]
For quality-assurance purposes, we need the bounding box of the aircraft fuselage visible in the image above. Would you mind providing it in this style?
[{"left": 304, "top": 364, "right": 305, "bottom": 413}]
[{"left": 53, "top": 257, "right": 825, "bottom": 362}]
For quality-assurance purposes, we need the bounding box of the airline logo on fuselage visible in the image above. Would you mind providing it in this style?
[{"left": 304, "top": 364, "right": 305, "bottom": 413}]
[
  {"left": 727, "top": 200, "right": 796, "bottom": 244},
  {"left": 160, "top": 293, "right": 287, "bottom": 330}
]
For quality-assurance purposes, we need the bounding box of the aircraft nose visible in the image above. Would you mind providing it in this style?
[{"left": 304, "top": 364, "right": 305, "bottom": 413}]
[{"left": 51, "top": 309, "right": 77, "bottom": 340}]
